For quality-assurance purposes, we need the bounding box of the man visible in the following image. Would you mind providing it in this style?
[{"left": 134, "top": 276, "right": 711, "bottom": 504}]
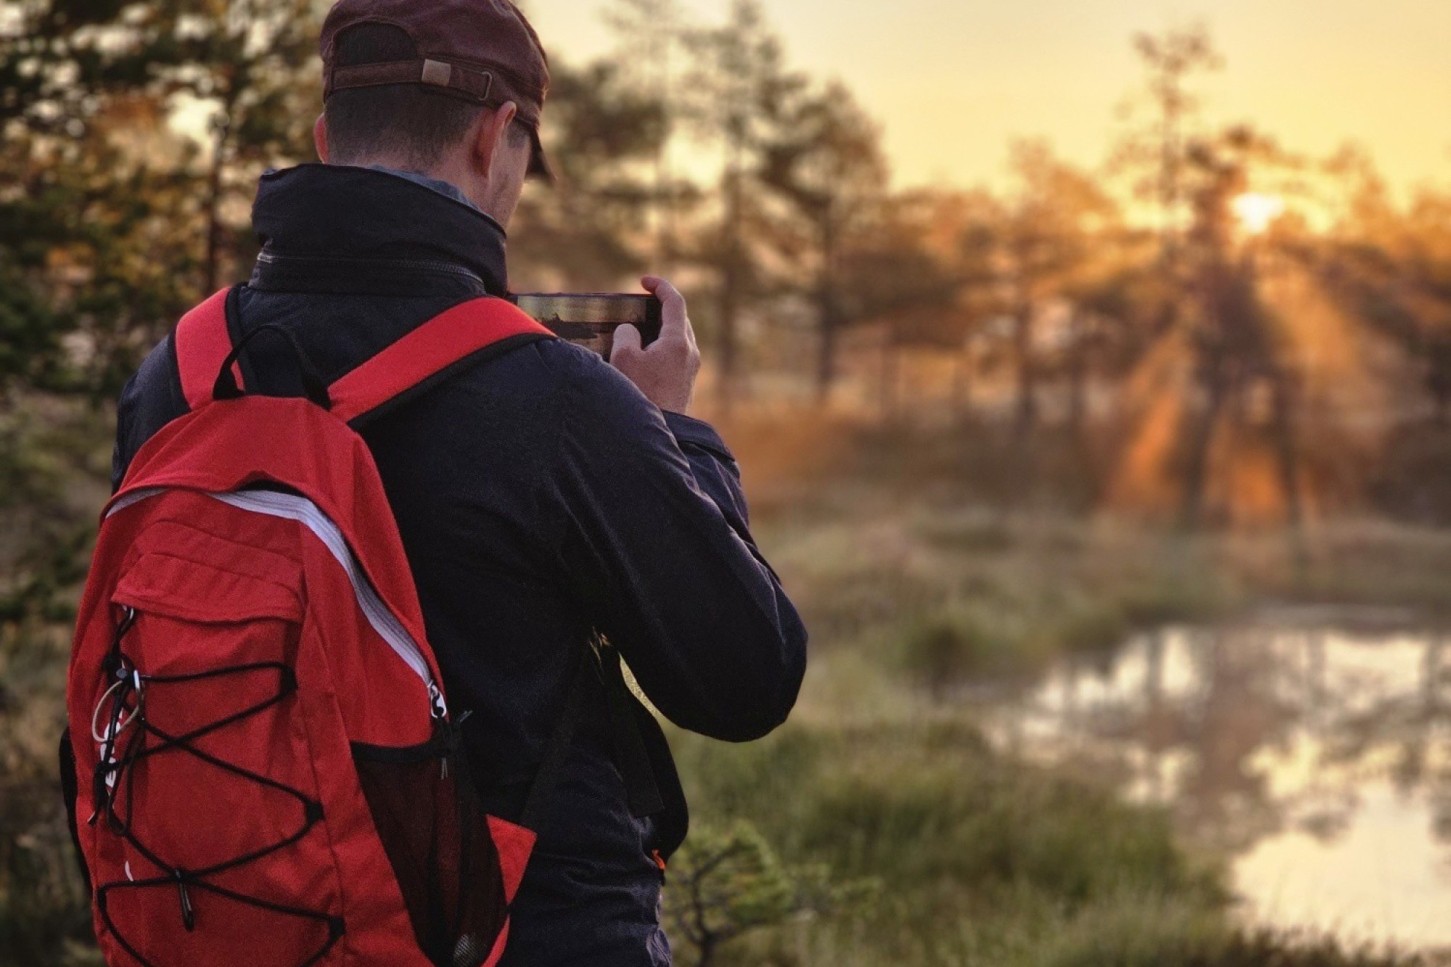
[{"left": 109, "top": 0, "right": 807, "bottom": 963}]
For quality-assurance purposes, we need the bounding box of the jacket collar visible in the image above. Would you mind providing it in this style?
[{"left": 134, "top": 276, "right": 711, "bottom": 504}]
[{"left": 249, "top": 164, "right": 510, "bottom": 295}]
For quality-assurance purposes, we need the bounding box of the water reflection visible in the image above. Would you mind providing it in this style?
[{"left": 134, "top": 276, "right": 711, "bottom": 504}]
[{"left": 984, "top": 612, "right": 1451, "bottom": 949}]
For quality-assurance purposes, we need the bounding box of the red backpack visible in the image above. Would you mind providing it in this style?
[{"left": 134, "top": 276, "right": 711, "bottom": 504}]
[{"left": 63, "top": 288, "right": 568, "bottom": 967}]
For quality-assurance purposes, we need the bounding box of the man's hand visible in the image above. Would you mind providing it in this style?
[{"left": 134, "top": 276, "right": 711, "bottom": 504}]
[{"left": 610, "top": 276, "right": 701, "bottom": 415}]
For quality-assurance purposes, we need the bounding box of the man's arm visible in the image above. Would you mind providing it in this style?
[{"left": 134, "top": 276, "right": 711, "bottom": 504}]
[
  {"left": 112, "top": 335, "right": 188, "bottom": 491},
  {"left": 546, "top": 280, "right": 806, "bottom": 742}
]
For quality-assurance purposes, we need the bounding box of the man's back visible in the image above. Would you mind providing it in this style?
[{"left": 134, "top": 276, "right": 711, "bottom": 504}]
[{"left": 113, "top": 165, "right": 808, "bottom": 964}]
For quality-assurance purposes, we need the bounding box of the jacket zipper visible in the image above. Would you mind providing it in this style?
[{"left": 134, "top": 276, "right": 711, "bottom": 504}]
[{"left": 254, "top": 250, "right": 487, "bottom": 288}]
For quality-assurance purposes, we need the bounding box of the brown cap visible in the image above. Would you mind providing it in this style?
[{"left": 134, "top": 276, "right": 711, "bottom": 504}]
[{"left": 320, "top": 0, "right": 552, "bottom": 179}]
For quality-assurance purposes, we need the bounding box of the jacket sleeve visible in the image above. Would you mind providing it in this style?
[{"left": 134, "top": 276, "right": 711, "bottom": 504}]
[
  {"left": 111, "top": 334, "right": 189, "bottom": 493},
  {"left": 545, "top": 351, "right": 807, "bottom": 742}
]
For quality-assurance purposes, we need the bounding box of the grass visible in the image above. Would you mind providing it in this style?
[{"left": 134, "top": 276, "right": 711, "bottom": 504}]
[
  {"left": 652, "top": 410, "right": 1451, "bottom": 966},
  {"left": 667, "top": 714, "right": 1438, "bottom": 966}
]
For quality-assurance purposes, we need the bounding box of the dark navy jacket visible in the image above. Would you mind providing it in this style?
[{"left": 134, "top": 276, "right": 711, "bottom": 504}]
[{"left": 111, "top": 164, "right": 808, "bottom": 966}]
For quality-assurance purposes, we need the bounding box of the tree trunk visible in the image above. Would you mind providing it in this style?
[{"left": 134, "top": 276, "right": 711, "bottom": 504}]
[
  {"left": 1066, "top": 314, "right": 1089, "bottom": 433},
  {"left": 879, "top": 333, "right": 900, "bottom": 421},
  {"left": 204, "top": 117, "right": 228, "bottom": 296},
  {"left": 1268, "top": 365, "right": 1303, "bottom": 532},
  {"left": 1067, "top": 352, "right": 1087, "bottom": 432},
  {"left": 813, "top": 214, "right": 839, "bottom": 406},
  {"left": 815, "top": 313, "right": 837, "bottom": 407},
  {"left": 951, "top": 349, "right": 971, "bottom": 421},
  {"left": 715, "top": 163, "right": 743, "bottom": 415},
  {"left": 1425, "top": 634, "right": 1445, "bottom": 715},
  {"left": 1180, "top": 368, "right": 1226, "bottom": 529},
  {"left": 1012, "top": 306, "right": 1037, "bottom": 432}
]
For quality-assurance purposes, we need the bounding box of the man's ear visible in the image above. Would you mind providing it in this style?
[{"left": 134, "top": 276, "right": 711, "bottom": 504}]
[
  {"left": 471, "top": 101, "right": 518, "bottom": 179},
  {"left": 313, "top": 114, "right": 330, "bottom": 163}
]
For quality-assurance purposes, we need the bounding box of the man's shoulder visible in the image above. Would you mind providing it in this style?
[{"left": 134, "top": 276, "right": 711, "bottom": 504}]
[{"left": 466, "top": 333, "right": 658, "bottom": 420}]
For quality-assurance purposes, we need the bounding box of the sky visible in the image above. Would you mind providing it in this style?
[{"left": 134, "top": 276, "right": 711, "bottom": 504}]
[{"left": 520, "top": 0, "right": 1451, "bottom": 201}]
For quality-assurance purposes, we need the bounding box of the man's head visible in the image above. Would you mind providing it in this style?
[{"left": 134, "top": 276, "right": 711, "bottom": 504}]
[{"left": 314, "top": 0, "right": 550, "bottom": 226}]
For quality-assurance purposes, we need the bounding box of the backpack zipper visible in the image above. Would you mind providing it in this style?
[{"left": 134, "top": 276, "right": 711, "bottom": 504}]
[
  {"left": 107, "top": 486, "right": 447, "bottom": 719},
  {"left": 210, "top": 490, "right": 447, "bottom": 719}
]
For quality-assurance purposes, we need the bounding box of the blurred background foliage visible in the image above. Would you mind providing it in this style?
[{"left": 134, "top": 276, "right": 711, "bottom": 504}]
[{"left": 3, "top": 0, "right": 1451, "bottom": 964}]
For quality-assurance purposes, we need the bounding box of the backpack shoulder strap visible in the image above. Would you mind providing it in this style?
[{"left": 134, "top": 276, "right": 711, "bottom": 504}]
[
  {"left": 329, "top": 296, "right": 554, "bottom": 425},
  {"left": 172, "top": 291, "right": 551, "bottom": 422},
  {"left": 173, "top": 287, "right": 241, "bottom": 410}
]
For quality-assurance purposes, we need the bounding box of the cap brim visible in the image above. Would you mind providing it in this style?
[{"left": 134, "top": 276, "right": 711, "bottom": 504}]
[{"left": 527, "top": 126, "right": 553, "bottom": 182}]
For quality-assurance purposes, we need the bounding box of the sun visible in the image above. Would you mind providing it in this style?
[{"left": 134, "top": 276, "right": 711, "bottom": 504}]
[{"left": 1232, "top": 192, "right": 1286, "bottom": 235}]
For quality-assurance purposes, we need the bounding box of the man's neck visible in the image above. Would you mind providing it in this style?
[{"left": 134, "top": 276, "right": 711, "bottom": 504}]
[
  {"left": 367, "top": 165, "right": 480, "bottom": 213},
  {"left": 338, "top": 149, "right": 485, "bottom": 212}
]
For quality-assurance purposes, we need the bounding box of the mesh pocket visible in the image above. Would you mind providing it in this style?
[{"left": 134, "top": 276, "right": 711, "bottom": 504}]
[{"left": 353, "top": 729, "right": 514, "bottom": 967}]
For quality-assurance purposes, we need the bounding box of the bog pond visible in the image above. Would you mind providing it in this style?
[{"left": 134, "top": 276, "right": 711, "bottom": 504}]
[{"left": 980, "top": 610, "right": 1451, "bottom": 952}]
